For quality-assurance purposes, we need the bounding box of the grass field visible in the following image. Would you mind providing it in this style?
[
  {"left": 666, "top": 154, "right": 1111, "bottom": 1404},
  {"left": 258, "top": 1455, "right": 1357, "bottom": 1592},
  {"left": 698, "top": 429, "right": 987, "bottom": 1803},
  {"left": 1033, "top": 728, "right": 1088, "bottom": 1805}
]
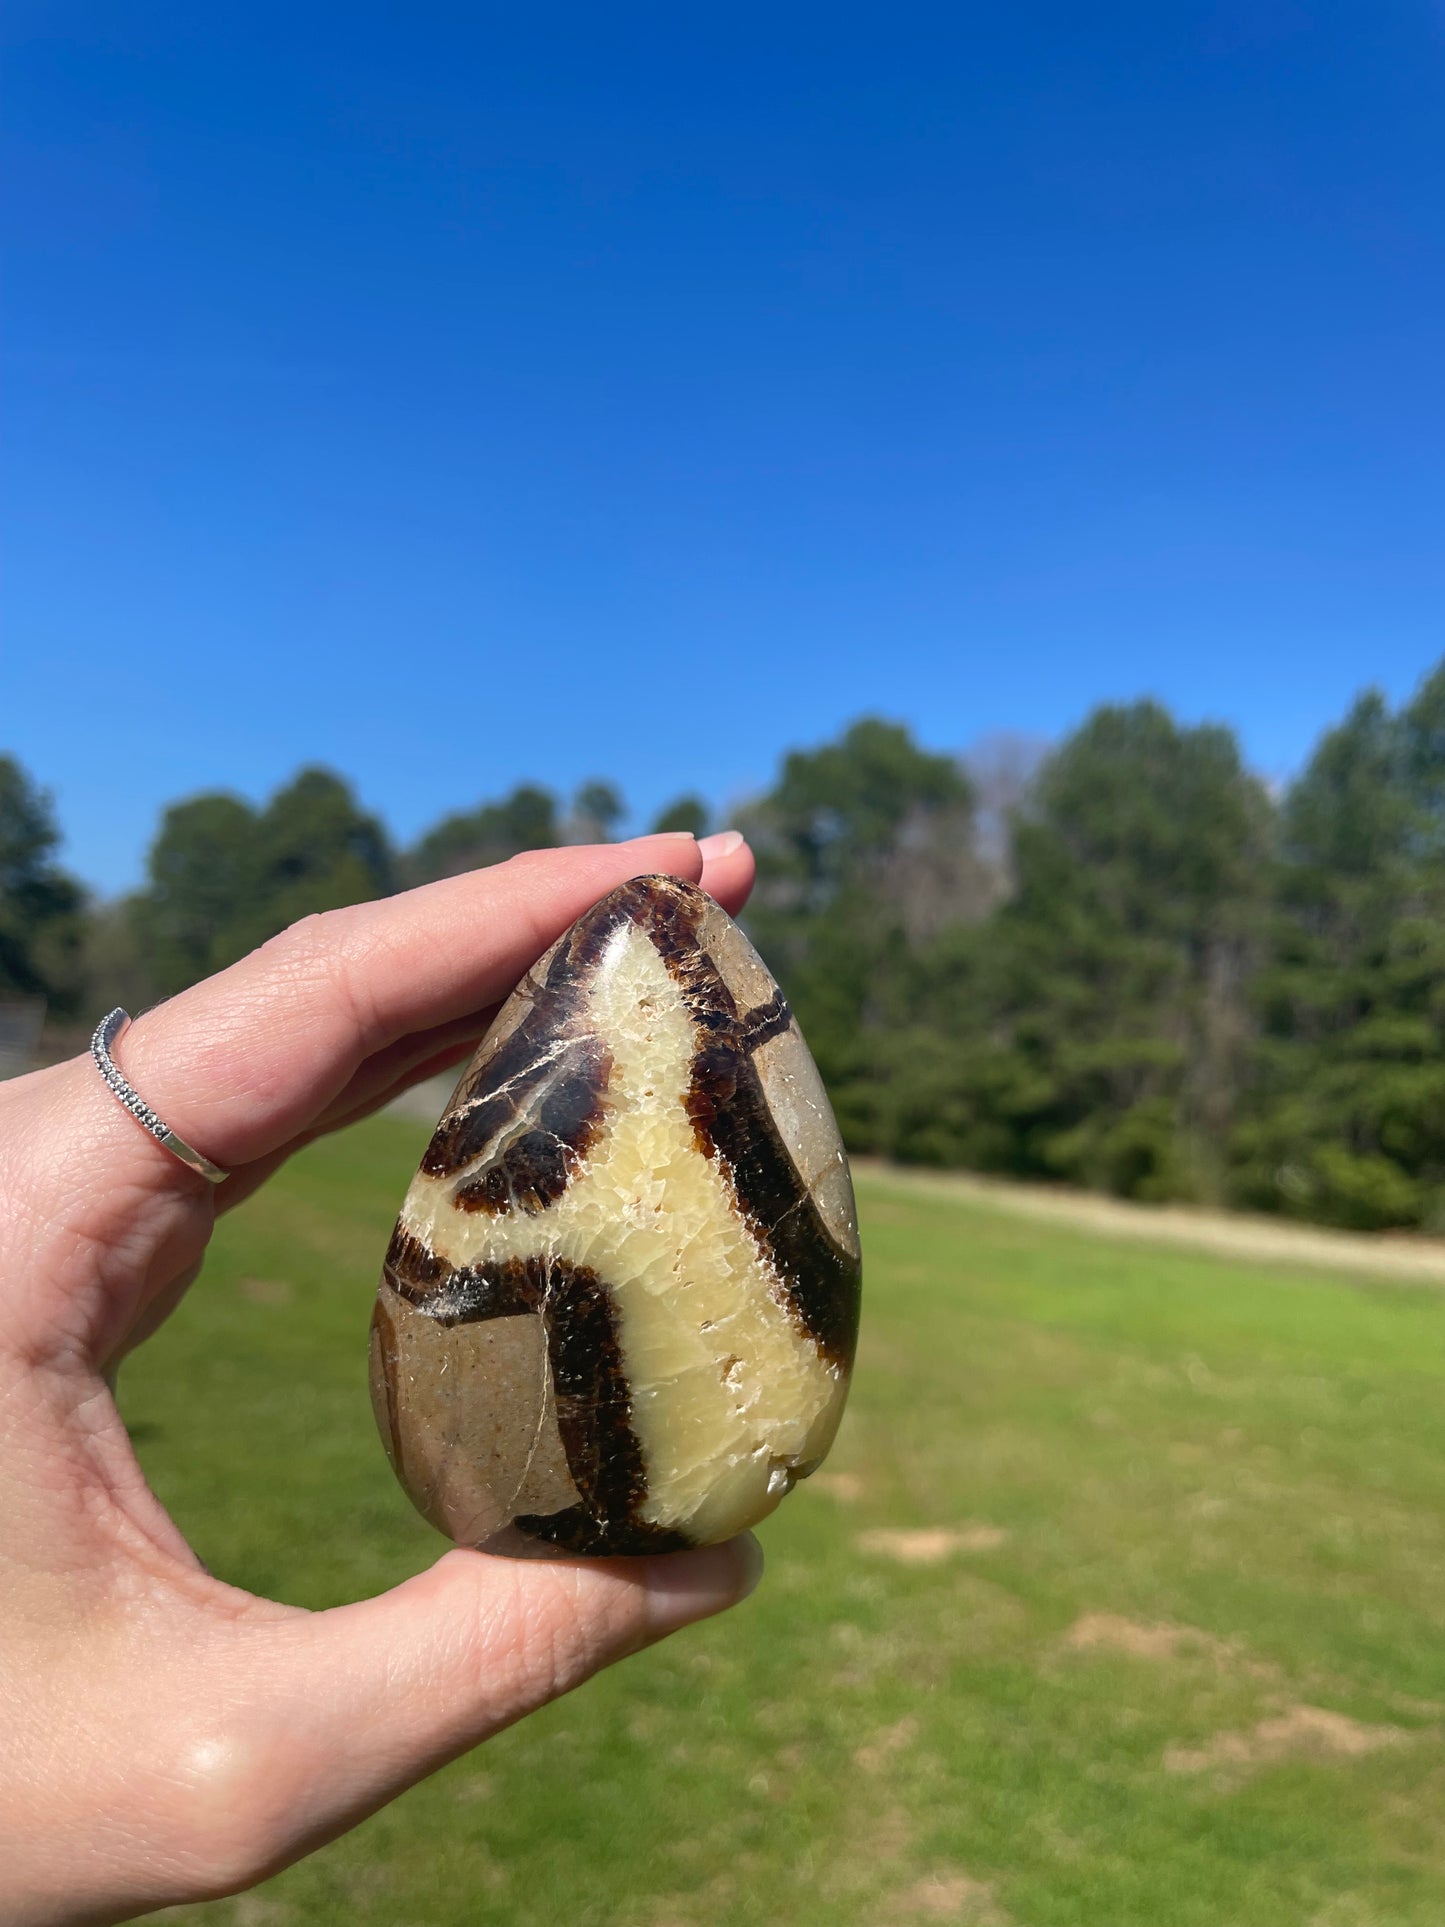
[{"left": 128, "top": 1115, "right": 1445, "bottom": 1927}]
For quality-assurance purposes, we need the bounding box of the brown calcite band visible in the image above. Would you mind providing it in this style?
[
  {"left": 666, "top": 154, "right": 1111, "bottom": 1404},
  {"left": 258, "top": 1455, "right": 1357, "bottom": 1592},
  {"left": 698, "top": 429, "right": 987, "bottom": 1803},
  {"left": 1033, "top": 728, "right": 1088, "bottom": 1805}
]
[{"left": 370, "top": 874, "right": 862, "bottom": 1556}]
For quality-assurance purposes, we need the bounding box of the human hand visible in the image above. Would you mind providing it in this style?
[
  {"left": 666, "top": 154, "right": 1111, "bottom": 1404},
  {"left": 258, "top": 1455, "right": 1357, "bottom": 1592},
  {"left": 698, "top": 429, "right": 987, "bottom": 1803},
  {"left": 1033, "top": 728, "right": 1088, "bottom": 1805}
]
[{"left": 0, "top": 832, "right": 761, "bottom": 1927}]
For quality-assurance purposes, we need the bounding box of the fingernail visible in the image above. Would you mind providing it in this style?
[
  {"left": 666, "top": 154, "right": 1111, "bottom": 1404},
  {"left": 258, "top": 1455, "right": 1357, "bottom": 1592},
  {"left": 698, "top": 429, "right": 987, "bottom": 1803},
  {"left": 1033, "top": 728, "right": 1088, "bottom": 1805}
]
[
  {"left": 643, "top": 1533, "right": 765, "bottom": 1638},
  {"left": 698, "top": 830, "right": 743, "bottom": 861}
]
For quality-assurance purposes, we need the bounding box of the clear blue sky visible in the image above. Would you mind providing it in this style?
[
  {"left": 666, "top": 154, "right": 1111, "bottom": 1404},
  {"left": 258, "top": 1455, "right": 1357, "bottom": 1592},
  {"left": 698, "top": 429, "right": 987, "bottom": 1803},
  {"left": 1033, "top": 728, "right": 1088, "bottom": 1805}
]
[{"left": 4, "top": 2, "right": 1443, "bottom": 892}]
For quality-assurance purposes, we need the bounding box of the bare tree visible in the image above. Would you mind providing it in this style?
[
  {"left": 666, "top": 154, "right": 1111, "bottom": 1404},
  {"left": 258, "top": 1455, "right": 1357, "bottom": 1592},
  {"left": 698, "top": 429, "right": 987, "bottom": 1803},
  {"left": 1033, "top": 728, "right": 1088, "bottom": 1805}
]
[{"left": 962, "top": 730, "right": 1051, "bottom": 898}]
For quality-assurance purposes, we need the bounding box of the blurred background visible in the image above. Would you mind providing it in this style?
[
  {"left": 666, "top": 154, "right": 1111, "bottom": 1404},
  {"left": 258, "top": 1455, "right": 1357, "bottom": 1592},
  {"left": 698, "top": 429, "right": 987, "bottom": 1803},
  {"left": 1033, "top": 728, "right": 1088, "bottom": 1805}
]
[{"left": 7, "top": 4, "right": 1445, "bottom": 1922}]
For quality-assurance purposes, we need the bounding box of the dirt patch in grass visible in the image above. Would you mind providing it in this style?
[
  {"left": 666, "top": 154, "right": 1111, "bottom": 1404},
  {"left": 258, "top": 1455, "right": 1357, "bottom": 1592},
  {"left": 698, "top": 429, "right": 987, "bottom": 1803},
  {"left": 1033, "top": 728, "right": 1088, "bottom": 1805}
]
[
  {"left": 1064, "top": 1612, "right": 1275, "bottom": 1678},
  {"left": 858, "top": 1526, "right": 1008, "bottom": 1565},
  {"left": 232, "top": 1901, "right": 292, "bottom": 1926},
  {"left": 1165, "top": 1704, "right": 1407, "bottom": 1777},
  {"left": 872, "top": 1804, "right": 916, "bottom": 1861},
  {"left": 813, "top": 1471, "right": 867, "bottom": 1502},
  {"left": 854, "top": 1715, "right": 920, "bottom": 1773},
  {"left": 887, "top": 1870, "right": 1011, "bottom": 1921},
  {"left": 822, "top": 1802, "right": 918, "bottom": 1908},
  {"left": 1309, "top": 1901, "right": 1392, "bottom": 1927},
  {"left": 239, "top": 1276, "right": 293, "bottom": 1306}
]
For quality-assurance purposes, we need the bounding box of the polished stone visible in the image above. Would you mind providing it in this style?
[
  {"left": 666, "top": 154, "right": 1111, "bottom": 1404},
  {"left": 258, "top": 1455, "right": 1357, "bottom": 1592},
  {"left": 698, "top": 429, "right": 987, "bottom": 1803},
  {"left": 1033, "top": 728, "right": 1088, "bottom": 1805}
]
[{"left": 370, "top": 873, "right": 862, "bottom": 1556}]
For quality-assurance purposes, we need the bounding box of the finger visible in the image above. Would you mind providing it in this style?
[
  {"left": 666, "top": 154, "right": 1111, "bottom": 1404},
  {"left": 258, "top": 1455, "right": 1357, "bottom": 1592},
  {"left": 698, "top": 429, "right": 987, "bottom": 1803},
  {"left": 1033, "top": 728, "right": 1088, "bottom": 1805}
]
[
  {"left": 185, "top": 1539, "right": 763, "bottom": 1892},
  {"left": 298, "top": 829, "right": 757, "bottom": 1149},
  {"left": 697, "top": 827, "right": 754, "bottom": 909},
  {"left": 72, "top": 832, "right": 752, "bottom": 1182},
  {"left": 213, "top": 1031, "right": 484, "bottom": 1213},
  {"left": 278, "top": 832, "right": 753, "bottom": 1141},
  {"left": 314, "top": 831, "right": 753, "bottom": 1138}
]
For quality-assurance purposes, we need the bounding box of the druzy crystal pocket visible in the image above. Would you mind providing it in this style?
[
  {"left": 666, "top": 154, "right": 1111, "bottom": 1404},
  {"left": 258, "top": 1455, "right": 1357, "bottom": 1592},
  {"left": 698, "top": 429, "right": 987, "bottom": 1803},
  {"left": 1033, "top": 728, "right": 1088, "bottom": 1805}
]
[{"left": 370, "top": 874, "right": 861, "bottom": 1555}]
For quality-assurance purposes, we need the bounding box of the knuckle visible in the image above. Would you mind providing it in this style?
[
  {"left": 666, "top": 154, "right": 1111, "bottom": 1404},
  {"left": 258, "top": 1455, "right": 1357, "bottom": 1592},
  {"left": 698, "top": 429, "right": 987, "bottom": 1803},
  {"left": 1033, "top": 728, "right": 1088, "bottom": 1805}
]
[
  {"left": 423, "top": 1554, "right": 645, "bottom": 1729},
  {"left": 478, "top": 1565, "right": 643, "bottom": 1715},
  {"left": 500, "top": 847, "right": 553, "bottom": 881},
  {"left": 257, "top": 908, "right": 379, "bottom": 1037},
  {"left": 255, "top": 908, "right": 342, "bottom": 978},
  {"left": 256, "top": 907, "right": 319, "bottom": 953}
]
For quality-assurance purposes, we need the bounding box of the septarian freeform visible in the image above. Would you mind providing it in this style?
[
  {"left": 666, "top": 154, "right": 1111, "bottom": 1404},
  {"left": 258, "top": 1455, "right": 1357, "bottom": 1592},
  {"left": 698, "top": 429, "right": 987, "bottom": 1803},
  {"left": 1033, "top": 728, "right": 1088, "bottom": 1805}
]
[{"left": 370, "top": 874, "right": 862, "bottom": 1556}]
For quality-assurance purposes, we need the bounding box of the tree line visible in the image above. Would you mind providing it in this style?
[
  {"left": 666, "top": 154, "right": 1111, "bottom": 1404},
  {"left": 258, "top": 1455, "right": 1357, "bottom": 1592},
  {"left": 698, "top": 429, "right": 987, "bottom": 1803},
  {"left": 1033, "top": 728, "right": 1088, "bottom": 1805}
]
[{"left": 7, "top": 659, "right": 1445, "bottom": 1232}]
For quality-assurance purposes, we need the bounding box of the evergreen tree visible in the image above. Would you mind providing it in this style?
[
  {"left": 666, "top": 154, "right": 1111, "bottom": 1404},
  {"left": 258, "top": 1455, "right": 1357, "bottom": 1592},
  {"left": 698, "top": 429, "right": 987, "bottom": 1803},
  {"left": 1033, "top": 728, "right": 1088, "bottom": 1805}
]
[
  {"left": 651, "top": 795, "right": 711, "bottom": 837},
  {"left": 129, "top": 793, "right": 260, "bottom": 996},
  {"left": 0, "top": 755, "right": 87, "bottom": 1013},
  {"left": 406, "top": 784, "right": 559, "bottom": 883},
  {"left": 131, "top": 770, "right": 393, "bottom": 996},
  {"left": 974, "top": 702, "right": 1271, "bottom": 1198},
  {"left": 1236, "top": 676, "right": 1445, "bottom": 1227},
  {"left": 741, "top": 717, "right": 982, "bottom": 1145},
  {"left": 569, "top": 781, "right": 626, "bottom": 843},
  {"left": 843, "top": 704, "right": 1272, "bottom": 1194},
  {"left": 236, "top": 767, "right": 394, "bottom": 950}
]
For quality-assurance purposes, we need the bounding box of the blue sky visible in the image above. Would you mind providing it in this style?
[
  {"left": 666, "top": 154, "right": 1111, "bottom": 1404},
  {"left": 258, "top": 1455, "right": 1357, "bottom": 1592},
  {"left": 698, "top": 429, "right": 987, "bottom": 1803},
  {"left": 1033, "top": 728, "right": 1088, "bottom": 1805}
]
[{"left": 4, "top": 2, "right": 1444, "bottom": 892}]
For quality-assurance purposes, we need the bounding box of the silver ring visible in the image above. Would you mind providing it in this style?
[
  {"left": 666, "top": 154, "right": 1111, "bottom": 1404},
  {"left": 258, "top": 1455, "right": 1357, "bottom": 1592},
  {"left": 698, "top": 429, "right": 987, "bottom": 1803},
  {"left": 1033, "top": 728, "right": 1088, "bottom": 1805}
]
[{"left": 90, "top": 1008, "right": 230, "bottom": 1185}]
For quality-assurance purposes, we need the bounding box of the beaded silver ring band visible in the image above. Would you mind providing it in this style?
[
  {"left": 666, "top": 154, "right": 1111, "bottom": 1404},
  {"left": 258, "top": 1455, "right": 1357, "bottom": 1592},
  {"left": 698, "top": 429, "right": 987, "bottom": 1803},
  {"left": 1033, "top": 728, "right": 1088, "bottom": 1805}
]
[{"left": 90, "top": 1008, "right": 230, "bottom": 1185}]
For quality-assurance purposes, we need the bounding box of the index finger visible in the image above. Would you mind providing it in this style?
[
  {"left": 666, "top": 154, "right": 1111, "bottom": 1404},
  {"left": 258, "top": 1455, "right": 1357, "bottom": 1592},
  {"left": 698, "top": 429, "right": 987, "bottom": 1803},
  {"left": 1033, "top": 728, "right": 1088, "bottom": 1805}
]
[{"left": 83, "top": 831, "right": 754, "bottom": 1181}]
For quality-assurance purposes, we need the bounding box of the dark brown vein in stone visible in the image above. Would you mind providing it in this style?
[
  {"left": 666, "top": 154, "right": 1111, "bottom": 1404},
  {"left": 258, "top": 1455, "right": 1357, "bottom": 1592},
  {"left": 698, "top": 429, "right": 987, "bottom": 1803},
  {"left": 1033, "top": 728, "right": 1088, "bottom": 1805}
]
[
  {"left": 606, "top": 874, "right": 862, "bottom": 1373},
  {"left": 380, "top": 1230, "right": 690, "bottom": 1553}
]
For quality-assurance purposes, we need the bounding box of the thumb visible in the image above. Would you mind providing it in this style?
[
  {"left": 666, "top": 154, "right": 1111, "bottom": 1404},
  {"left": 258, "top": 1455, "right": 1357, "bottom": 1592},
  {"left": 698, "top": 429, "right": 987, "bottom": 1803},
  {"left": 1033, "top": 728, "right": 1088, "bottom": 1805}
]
[{"left": 200, "top": 1538, "right": 762, "bottom": 1887}]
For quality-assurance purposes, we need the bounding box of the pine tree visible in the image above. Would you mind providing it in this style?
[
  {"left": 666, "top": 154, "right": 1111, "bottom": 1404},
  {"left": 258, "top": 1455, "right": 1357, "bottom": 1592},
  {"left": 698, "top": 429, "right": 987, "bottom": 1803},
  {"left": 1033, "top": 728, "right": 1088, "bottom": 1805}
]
[{"left": 0, "top": 755, "right": 87, "bottom": 1014}]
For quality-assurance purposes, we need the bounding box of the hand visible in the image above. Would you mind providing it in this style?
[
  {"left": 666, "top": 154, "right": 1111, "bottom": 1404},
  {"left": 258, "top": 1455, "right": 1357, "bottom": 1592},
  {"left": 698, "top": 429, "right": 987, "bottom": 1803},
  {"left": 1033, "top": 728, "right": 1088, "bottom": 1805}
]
[{"left": 0, "top": 832, "right": 762, "bottom": 1927}]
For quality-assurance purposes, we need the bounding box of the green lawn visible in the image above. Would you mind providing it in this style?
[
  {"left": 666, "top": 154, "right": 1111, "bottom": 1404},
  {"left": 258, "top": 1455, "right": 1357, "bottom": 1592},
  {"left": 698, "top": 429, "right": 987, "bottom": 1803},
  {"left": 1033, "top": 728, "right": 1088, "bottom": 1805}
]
[{"left": 130, "top": 1116, "right": 1445, "bottom": 1927}]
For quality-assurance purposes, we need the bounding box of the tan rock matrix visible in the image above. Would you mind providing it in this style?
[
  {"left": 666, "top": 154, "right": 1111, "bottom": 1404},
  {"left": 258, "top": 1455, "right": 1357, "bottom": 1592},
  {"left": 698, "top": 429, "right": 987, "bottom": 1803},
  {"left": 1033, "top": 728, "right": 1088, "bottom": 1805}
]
[{"left": 371, "top": 873, "right": 862, "bottom": 1555}]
